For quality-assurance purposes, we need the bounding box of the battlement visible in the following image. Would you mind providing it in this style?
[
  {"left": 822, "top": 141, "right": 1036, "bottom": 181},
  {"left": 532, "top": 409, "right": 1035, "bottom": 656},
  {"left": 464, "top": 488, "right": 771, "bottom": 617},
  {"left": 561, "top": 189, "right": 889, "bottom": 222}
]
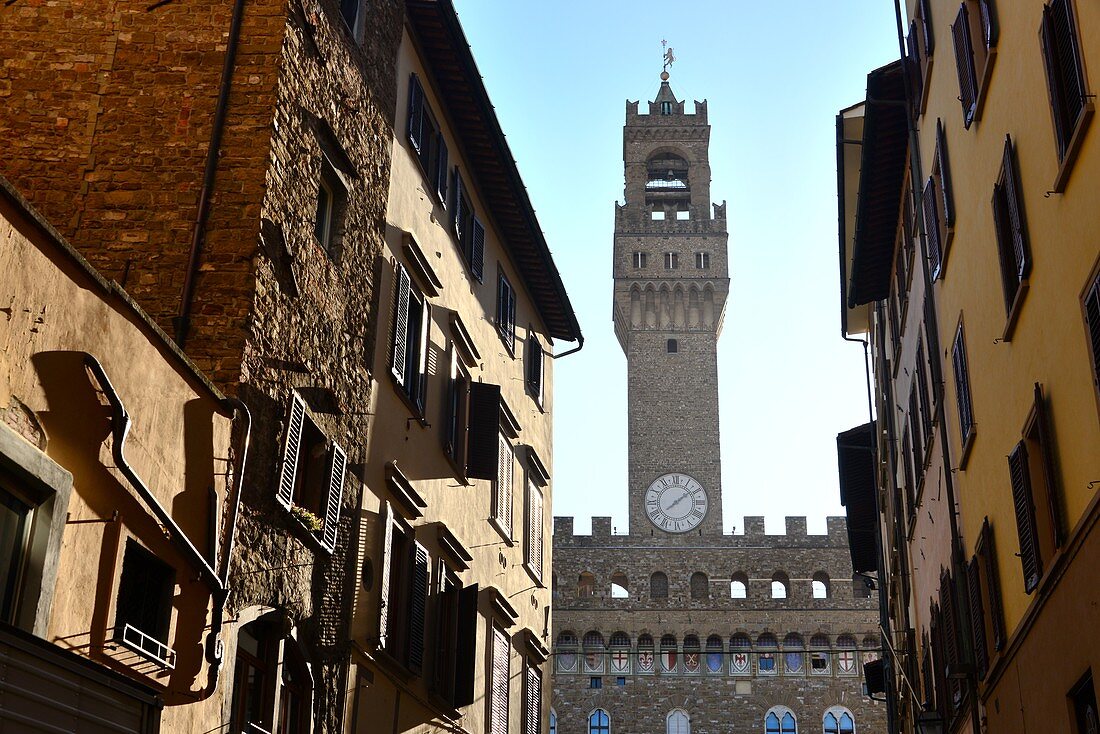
[
  {"left": 553, "top": 515, "right": 849, "bottom": 543},
  {"left": 613, "top": 201, "right": 726, "bottom": 231},
  {"left": 626, "top": 98, "right": 708, "bottom": 124}
]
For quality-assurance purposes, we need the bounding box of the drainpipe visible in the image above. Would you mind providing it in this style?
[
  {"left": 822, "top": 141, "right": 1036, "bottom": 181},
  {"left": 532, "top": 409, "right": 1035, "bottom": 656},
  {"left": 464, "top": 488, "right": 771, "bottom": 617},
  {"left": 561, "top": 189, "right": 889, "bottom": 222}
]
[
  {"left": 174, "top": 0, "right": 247, "bottom": 348},
  {"left": 551, "top": 334, "right": 585, "bottom": 360}
]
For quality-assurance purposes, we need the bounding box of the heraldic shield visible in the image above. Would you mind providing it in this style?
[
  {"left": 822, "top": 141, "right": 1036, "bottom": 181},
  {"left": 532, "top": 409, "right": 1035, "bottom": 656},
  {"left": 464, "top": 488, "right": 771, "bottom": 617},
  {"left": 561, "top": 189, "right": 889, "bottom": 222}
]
[
  {"left": 706, "top": 651, "right": 723, "bottom": 673},
  {"left": 638, "top": 650, "right": 654, "bottom": 673},
  {"left": 730, "top": 651, "right": 750, "bottom": 675},
  {"left": 660, "top": 649, "right": 677, "bottom": 672},
  {"left": 611, "top": 648, "right": 630, "bottom": 673},
  {"left": 683, "top": 652, "right": 700, "bottom": 673}
]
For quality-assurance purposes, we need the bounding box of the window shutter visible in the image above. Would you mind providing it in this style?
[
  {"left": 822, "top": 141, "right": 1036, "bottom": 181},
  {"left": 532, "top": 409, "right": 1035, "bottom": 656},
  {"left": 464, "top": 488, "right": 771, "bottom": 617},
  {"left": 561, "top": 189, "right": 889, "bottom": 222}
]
[
  {"left": 378, "top": 502, "right": 395, "bottom": 648},
  {"left": 496, "top": 434, "right": 514, "bottom": 533},
  {"left": 939, "top": 574, "right": 960, "bottom": 711},
  {"left": 909, "top": 392, "right": 924, "bottom": 476},
  {"left": 1009, "top": 441, "right": 1042, "bottom": 592},
  {"left": 391, "top": 263, "right": 412, "bottom": 385},
  {"left": 470, "top": 216, "right": 486, "bottom": 283},
  {"left": 965, "top": 557, "right": 988, "bottom": 679},
  {"left": 436, "top": 135, "right": 449, "bottom": 203},
  {"left": 916, "top": 342, "right": 934, "bottom": 444},
  {"left": 452, "top": 170, "right": 465, "bottom": 240},
  {"left": 524, "top": 663, "right": 542, "bottom": 734},
  {"left": 951, "top": 327, "right": 973, "bottom": 442},
  {"left": 466, "top": 382, "right": 502, "bottom": 480},
  {"left": 951, "top": 3, "right": 978, "bottom": 127},
  {"left": 1085, "top": 275, "right": 1100, "bottom": 390},
  {"left": 1001, "top": 138, "right": 1030, "bottom": 280},
  {"left": 407, "top": 75, "right": 424, "bottom": 154},
  {"left": 922, "top": 178, "right": 942, "bottom": 279},
  {"left": 1043, "top": 0, "right": 1086, "bottom": 158},
  {"left": 415, "top": 300, "right": 431, "bottom": 412},
  {"left": 507, "top": 288, "right": 516, "bottom": 352},
  {"left": 907, "top": 23, "right": 924, "bottom": 112},
  {"left": 527, "top": 479, "right": 543, "bottom": 579},
  {"left": 980, "top": 520, "right": 1006, "bottom": 650},
  {"left": 936, "top": 120, "right": 954, "bottom": 227},
  {"left": 919, "top": 0, "right": 934, "bottom": 54},
  {"left": 526, "top": 338, "right": 544, "bottom": 398},
  {"left": 453, "top": 584, "right": 479, "bottom": 707},
  {"left": 491, "top": 626, "right": 511, "bottom": 734},
  {"left": 406, "top": 541, "right": 429, "bottom": 674},
  {"left": 1033, "top": 383, "right": 1064, "bottom": 545},
  {"left": 321, "top": 442, "right": 347, "bottom": 551},
  {"left": 979, "top": 0, "right": 998, "bottom": 48},
  {"left": 277, "top": 393, "right": 307, "bottom": 509}
]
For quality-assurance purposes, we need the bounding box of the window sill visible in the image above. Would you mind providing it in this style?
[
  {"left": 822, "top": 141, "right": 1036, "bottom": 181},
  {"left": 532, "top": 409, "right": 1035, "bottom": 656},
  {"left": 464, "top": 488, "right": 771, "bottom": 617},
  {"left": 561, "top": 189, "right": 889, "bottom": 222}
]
[
  {"left": 442, "top": 451, "right": 471, "bottom": 487},
  {"left": 1000, "top": 279, "right": 1029, "bottom": 343},
  {"left": 496, "top": 326, "right": 516, "bottom": 359},
  {"left": 522, "top": 562, "right": 544, "bottom": 588},
  {"left": 388, "top": 372, "right": 429, "bottom": 427},
  {"left": 1052, "top": 103, "right": 1095, "bottom": 193},
  {"left": 285, "top": 505, "right": 329, "bottom": 554},
  {"left": 972, "top": 49, "right": 996, "bottom": 127},
  {"left": 488, "top": 517, "right": 515, "bottom": 547},
  {"left": 957, "top": 427, "right": 976, "bottom": 470}
]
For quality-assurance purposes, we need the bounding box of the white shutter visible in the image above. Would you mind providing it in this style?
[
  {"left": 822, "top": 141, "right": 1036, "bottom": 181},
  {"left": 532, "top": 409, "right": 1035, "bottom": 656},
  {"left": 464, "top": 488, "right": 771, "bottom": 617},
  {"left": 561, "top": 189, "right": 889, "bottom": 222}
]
[
  {"left": 407, "top": 542, "right": 429, "bottom": 673},
  {"left": 378, "top": 502, "right": 394, "bottom": 648},
  {"left": 491, "top": 625, "right": 511, "bottom": 734},
  {"left": 495, "top": 435, "right": 513, "bottom": 536},
  {"left": 523, "top": 662, "right": 541, "bottom": 734},
  {"left": 321, "top": 442, "right": 346, "bottom": 552},
  {"left": 391, "top": 263, "right": 412, "bottom": 384},
  {"left": 526, "top": 479, "right": 543, "bottom": 580},
  {"left": 277, "top": 393, "right": 306, "bottom": 508}
]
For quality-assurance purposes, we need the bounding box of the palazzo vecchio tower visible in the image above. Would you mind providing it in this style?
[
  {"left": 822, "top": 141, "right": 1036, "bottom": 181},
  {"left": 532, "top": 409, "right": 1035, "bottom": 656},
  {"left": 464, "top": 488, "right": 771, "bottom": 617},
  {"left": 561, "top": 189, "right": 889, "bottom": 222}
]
[{"left": 550, "top": 69, "right": 887, "bottom": 734}]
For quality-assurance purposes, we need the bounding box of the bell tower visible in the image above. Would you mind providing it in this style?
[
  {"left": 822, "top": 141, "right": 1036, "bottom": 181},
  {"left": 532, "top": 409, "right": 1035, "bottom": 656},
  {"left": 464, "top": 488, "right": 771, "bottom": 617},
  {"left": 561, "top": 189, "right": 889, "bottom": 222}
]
[{"left": 612, "top": 72, "right": 730, "bottom": 536}]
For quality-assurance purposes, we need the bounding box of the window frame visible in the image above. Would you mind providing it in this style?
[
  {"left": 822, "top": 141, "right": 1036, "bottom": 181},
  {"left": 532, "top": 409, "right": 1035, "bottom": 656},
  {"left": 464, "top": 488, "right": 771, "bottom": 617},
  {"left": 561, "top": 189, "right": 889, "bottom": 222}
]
[
  {"left": 389, "top": 261, "right": 432, "bottom": 417},
  {"left": 1082, "top": 262, "right": 1100, "bottom": 414},
  {"left": 496, "top": 270, "right": 517, "bottom": 355},
  {"left": 523, "top": 471, "right": 545, "bottom": 584},
  {"left": 489, "top": 622, "right": 512, "bottom": 734},
  {"left": 632, "top": 251, "right": 647, "bottom": 269},
  {"left": 991, "top": 136, "right": 1031, "bottom": 339},
  {"left": 490, "top": 433, "right": 515, "bottom": 544},
  {"left": 951, "top": 320, "right": 976, "bottom": 466},
  {"left": 694, "top": 251, "right": 709, "bottom": 269},
  {"left": 525, "top": 334, "right": 545, "bottom": 406},
  {"left": 664, "top": 251, "right": 678, "bottom": 270},
  {"left": 112, "top": 539, "right": 176, "bottom": 670},
  {"left": 1040, "top": 0, "right": 1094, "bottom": 192}
]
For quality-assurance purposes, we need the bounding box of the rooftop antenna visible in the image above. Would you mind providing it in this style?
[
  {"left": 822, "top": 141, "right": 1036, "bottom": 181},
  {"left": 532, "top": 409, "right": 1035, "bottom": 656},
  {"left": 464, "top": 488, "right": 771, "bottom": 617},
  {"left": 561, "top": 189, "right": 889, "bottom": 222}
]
[{"left": 661, "top": 39, "right": 675, "bottom": 80}]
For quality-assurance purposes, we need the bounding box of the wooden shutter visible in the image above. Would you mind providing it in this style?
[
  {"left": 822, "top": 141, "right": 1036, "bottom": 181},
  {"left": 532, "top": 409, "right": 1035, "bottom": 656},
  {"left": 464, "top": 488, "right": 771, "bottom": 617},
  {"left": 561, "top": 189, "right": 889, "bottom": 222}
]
[
  {"left": 922, "top": 178, "right": 942, "bottom": 279},
  {"left": 378, "top": 501, "right": 395, "bottom": 648},
  {"left": 952, "top": 326, "right": 973, "bottom": 441},
  {"left": 936, "top": 120, "right": 954, "bottom": 227},
  {"left": 414, "top": 298, "right": 431, "bottom": 412},
  {"left": 277, "top": 393, "right": 307, "bottom": 508},
  {"left": 909, "top": 392, "right": 924, "bottom": 477},
  {"left": 916, "top": 341, "right": 934, "bottom": 443},
  {"left": 1001, "top": 138, "right": 1030, "bottom": 281},
  {"left": 526, "top": 338, "right": 544, "bottom": 399},
  {"left": 436, "top": 135, "right": 449, "bottom": 203},
  {"left": 1033, "top": 383, "right": 1064, "bottom": 545},
  {"left": 979, "top": 0, "right": 998, "bottom": 48},
  {"left": 524, "top": 662, "right": 542, "bottom": 734},
  {"left": 470, "top": 216, "right": 486, "bottom": 282},
  {"left": 527, "top": 479, "right": 543, "bottom": 579},
  {"left": 1043, "top": 0, "right": 1086, "bottom": 158},
  {"left": 1085, "top": 274, "right": 1100, "bottom": 391},
  {"left": 391, "top": 263, "right": 412, "bottom": 385},
  {"left": 466, "top": 382, "right": 501, "bottom": 480},
  {"left": 906, "top": 24, "right": 924, "bottom": 114},
  {"left": 321, "top": 442, "right": 347, "bottom": 551},
  {"left": 980, "top": 520, "right": 1006, "bottom": 650},
  {"left": 453, "top": 584, "right": 479, "bottom": 707},
  {"left": 452, "top": 170, "right": 465, "bottom": 239},
  {"left": 491, "top": 625, "right": 511, "bottom": 734},
  {"left": 965, "top": 556, "right": 989, "bottom": 679},
  {"left": 920, "top": 631, "right": 935, "bottom": 709},
  {"left": 496, "top": 434, "right": 514, "bottom": 534},
  {"left": 1009, "top": 441, "right": 1042, "bottom": 592},
  {"left": 407, "top": 74, "right": 424, "bottom": 153},
  {"left": 406, "top": 541, "right": 429, "bottom": 674},
  {"left": 951, "top": 3, "right": 978, "bottom": 127},
  {"left": 939, "top": 574, "right": 961, "bottom": 712},
  {"left": 919, "top": 0, "right": 934, "bottom": 54}
]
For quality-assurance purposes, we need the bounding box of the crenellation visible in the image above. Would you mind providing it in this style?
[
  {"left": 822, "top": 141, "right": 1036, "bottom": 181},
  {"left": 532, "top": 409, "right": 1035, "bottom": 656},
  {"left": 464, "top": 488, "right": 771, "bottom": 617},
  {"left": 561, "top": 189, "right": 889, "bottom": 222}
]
[
  {"left": 785, "top": 516, "right": 807, "bottom": 536},
  {"left": 743, "top": 516, "right": 766, "bottom": 537},
  {"left": 554, "top": 516, "right": 574, "bottom": 537}
]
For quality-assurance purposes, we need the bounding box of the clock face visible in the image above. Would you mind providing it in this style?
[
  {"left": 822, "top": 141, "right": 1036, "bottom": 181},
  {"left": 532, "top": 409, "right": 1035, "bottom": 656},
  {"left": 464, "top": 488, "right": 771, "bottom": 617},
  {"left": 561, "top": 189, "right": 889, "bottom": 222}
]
[{"left": 645, "top": 473, "right": 708, "bottom": 532}]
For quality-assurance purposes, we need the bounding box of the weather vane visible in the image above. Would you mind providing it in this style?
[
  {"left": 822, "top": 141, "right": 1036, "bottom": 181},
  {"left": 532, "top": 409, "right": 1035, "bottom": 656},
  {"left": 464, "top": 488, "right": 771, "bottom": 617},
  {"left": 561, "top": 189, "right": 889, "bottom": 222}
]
[{"left": 661, "top": 39, "right": 675, "bottom": 80}]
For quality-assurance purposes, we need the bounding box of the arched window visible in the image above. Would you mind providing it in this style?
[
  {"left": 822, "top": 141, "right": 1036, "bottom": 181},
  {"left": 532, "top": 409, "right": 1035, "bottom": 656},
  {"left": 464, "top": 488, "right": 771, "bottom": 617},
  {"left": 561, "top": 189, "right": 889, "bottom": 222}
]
[
  {"left": 757, "top": 633, "right": 777, "bottom": 675},
  {"left": 823, "top": 707, "right": 855, "bottom": 734},
  {"left": 667, "top": 709, "right": 690, "bottom": 734},
  {"left": 660, "top": 634, "right": 678, "bottom": 672},
  {"left": 550, "top": 710, "right": 557, "bottom": 734},
  {"left": 771, "top": 572, "right": 789, "bottom": 599},
  {"left": 730, "top": 633, "right": 751, "bottom": 675},
  {"left": 650, "top": 571, "right": 669, "bottom": 599},
  {"left": 765, "top": 706, "right": 797, "bottom": 733},
  {"left": 690, "top": 572, "right": 709, "bottom": 599},
  {"left": 610, "top": 571, "right": 629, "bottom": 598},
  {"left": 812, "top": 572, "right": 830, "bottom": 599},
  {"left": 589, "top": 709, "right": 610, "bottom": 734},
  {"left": 583, "top": 631, "right": 605, "bottom": 649},
  {"left": 705, "top": 634, "right": 724, "bottom": 673},
  {"left": 683, "top": 635, "right": 701, "bottom": 673},
  {"left": 784, "top": 633, "right": 805, "bottom": 674},
  {"left": 730, "top": 574, "right": 748, "bottom": 599},
  {"left": 637, "top": 634, "right": 655, "bottom": 673},
  {"left": 810, "top": 634, "right": 831, "bottom": 674},
  {"left": 837, "top": 634, "right": 857, "bottom": 674},
  {"left": 578, "top": 572, "right": 596, "bottom": 597},
  {"left": 862, "top": 635, "right": 880, "bottom": 667}
]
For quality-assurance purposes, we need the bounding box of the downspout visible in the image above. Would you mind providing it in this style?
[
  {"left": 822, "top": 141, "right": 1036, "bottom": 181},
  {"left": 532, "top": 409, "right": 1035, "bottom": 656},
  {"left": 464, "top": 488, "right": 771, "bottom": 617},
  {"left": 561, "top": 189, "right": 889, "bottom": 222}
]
[
  {"left": 551, "top": 333, "right": 585, "bottom": 360},
  {"left": 174, "top": 0, "right": 248, "bottom": 348}
]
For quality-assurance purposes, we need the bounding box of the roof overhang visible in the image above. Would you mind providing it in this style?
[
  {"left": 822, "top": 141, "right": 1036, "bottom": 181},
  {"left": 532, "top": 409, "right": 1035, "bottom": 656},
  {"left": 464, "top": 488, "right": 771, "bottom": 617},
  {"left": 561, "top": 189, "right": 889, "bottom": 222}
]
[
  {"left": 405, "top": 0, "right": 582, "bottom": 345},
  {"left": 837, "top": 102, "right": 868, "bottom": 336},
  {"left": 837, "top": 421, "right": 879, "bottom": 574}
]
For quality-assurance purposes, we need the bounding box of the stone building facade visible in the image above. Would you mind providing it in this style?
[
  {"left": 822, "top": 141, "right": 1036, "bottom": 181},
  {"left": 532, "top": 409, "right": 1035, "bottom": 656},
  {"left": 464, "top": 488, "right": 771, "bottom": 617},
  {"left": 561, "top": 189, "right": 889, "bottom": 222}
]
[{"left": 552, "top": 78, "right": 885, "bottom": 734}]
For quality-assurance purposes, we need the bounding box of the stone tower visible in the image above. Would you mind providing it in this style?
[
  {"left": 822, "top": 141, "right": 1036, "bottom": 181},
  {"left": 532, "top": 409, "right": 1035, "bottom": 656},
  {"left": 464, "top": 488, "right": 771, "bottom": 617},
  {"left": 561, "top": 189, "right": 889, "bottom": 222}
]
[{"left": 612, "top": 78, "right": 730, "bottom": 536}]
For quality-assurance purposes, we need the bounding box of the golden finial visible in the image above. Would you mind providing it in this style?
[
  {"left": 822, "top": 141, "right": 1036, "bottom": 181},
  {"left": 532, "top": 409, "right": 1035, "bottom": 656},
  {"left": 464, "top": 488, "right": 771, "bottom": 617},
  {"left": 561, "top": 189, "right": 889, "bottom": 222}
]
[{"left": 661, "top": 40, "right": 675, "bottom": 80}]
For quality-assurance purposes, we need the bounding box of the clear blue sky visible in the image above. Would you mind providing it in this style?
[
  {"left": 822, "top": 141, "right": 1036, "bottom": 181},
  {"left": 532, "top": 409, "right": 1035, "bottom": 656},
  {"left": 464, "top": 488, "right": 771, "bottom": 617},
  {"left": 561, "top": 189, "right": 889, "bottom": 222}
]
[{"left": 454, "top": 2, "right": 900, "bottom": 534}]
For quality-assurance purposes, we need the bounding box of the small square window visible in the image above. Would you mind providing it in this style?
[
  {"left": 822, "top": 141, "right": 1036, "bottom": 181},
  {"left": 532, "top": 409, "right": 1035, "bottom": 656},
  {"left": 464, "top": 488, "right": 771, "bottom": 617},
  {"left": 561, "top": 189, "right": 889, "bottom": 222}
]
[
  {"left": 589, "top": 676, "right": 602, "bottom": 689},
  {"left": 664, "top": 252, "right": 678, "bottom": 270},
  {"left": 651, "top": 210, "right": 666, "bottom": 221},
  {"left": 660, "top": 101, "right": 672, "bottom": 115},
  {"left": 632, "top": 251, "right": 647, "bottom": 269},
  {"left": 695, "top": 251, "right": 710, "bottom": 269},
  {"left": 616, "top": 676, "right": 626, "bottom": 687},
  {"left": 676, "top": 210, "right": 690, "bottom": 220},
  {"left": 666, "top": 339, "right": 678, "bottom": 354},
  {"left": 313, "top": 157, "right": 346, "bottom": 256}
]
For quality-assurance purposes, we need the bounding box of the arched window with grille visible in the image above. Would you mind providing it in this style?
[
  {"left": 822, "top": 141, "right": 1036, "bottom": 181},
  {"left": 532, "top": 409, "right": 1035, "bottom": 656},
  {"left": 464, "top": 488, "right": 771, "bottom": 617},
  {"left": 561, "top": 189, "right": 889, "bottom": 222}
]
[
  {"left": 667, "top": 709, "right": 690, "bottom": 734},
  {"left": 690, "top": 572, "right": 709, "bottom": 599},
  {"left": 610, "top": 571, "right": 629, "bottom": 598},
  {"left": 556, "top": 631, "right": 578, "bottom": 673},
  {"left": 683, "top": 635, "right": 701, "bottom": 673},
  {"left": 757, "top": 633, "right": 777, "bottom": 675},
  {"left": 705, "top": 634, "right": 723, "bottom": 673},
  {"left": 823, "top": 706, "right": 855, "bottom": 734},
  {"left": 810, "top": 634, "right": 831, "bottom": 675},
  {"left": 765, "top": 706, "right": 797, "bottom": 733},
  {"left": 583, "top": 631, "right": 606, "bottom": 674},
  {"left": 730, "top": 633, "right": 751, "bottom": 675},
  {"left": 650, "top": 571, "right": 669, "bottom": 599},
  {"left": 637, "top": 634, "right": 655, "bottom": 674},
  {"left": 837, "top": 634, "right": 857, "bottom": 674},
  {"left": 578, "top": 572, "right": 596, "bottom": 597},
  {"left": 660, "top": 634, "right": 678, "bottom": 673},
  {"left": 589, "top": 709, "right": 610, "bottom": 734},
  {"left": 784, "top": 633, "right": 805, "bottom": 674}
]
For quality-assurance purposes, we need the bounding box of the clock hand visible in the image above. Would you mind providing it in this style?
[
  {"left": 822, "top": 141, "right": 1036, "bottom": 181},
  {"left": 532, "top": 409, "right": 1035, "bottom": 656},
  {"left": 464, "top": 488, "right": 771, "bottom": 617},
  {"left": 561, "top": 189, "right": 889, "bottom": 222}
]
[{"left": 666, "top": 493, "right": 689, "bottom": 511}]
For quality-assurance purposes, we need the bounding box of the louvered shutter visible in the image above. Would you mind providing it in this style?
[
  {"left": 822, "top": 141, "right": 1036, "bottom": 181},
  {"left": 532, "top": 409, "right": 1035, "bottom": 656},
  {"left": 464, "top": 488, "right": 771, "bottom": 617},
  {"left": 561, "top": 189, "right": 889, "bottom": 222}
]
[
  {"left": 391, "top": 263, "right": 412, "bottom": 384},
  {"left": 321, "top": 442, "right": 346, "bottom": 552},
  {"left": 507, "top": 288, "right": 516, "bottom": 352},
  {"left": 277, "top": 393, "right": 307, "bottom": 508},
  {"left": 1001, "top": 138, "right": 1030, "bottom": 280},
  {"left": 952, "top": 3, "right": 978, "bottom": 127},
  {"left": 907, "top": 24, "right": 924, "bottom": 112},
  {"left": 406, "top": 541, "right": 429, "bottom": 674},
  {"left": 415, "top": 299, "right": 431, "bottom": 412},
  {"left": 952, "top": 327, "right": 973, "bottom": 441},
  {"left": 524, "top": 663, "right": 542, "bottom": 734},
  {"left": 1043, "top": 0, "right": 1086, "bottom": 158},
  {"left": 920, "top": 0, "right": 934, "bottom": 54},
  {"left": 470, "top": 216, "right": 486, "bottom": 283},
  {"left": 916, "top": 342, "right": 933, "bottom": 443},
  {"left": 466, "top": 382, "right": 501, "bottom": 480},
  {"left": 939, "top": 574, "right": 961, "bottom": 712},
  {"left": 453, "top": 584, "right": 479, "bottom": 707},
  {"left": 1009, "top": 441, "right": 1042, "bottom": 592},
  {"left": 922, "top": 178, "right": 942, "bottom": 279},
  {"left": 909, "top": 392, "right": 924, "bottom": 475},
  {"left": 1085, "top": 275, "right": 1100, "bottom": 390},
  {"left": 452, "top": 170, "right": 465, "bottom": 239},
  {"left": 936, "top": 120, "right": 954, "bottom": 227},
  {"left": 1033, "top": 383, "right": 1064, "bottom": 545},
  {"left": 920, "top": 632, "right": 935, "bottom": 709},
  {"left": 966, "top": 557, "right": 989, "bottom": 679},
  {"left": 378, "top": 502, "right": 395, "bottom": 648},
  {"left": 407, "top": 75, "right": 424, "bottom": 154},
  {"left": 980, "top": 520, "right": 1006, "bottom": 650},
  {"left": 496, "top": 434, "right": 513, "bottom": 534},
  {"left": 436, "top": 135, "right": 449, "bottom": 203},
  {"left": 527, "top": 479, "right": 543, "bottom": 579},
  {"left": 979, "top": 0, "right": 998, "bottom": 48},
  {"left": 491, "top": 626, "right": 511, "bottom": 734}
]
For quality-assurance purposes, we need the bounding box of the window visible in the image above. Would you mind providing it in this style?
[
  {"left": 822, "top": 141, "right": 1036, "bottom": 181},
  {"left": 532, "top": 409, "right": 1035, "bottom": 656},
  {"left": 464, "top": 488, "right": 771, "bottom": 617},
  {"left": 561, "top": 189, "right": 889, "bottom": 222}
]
[
  {"left": 0, "top": 485, "right": 31, "bottom": 624},
  {"left": 497, "top": 272, "right": 517, "bottom": 353},
  {"left": 837, "top": 635, "right": 857, "bottom": 674},
  {"left": 556, "top": 632, "right": 579, "bottom": 673},
  {"left": 524, "top": 471, "right": 544, "bottom": 581},
  {"left": 525, "top": 335, "right": 544, "bottom": 404},
  {"left": 490, "top": 624, "right": 511, "bottom": 734},
  {"left": 823, "top": 709, "right": 855, "bottom": 734},
  {"left": 313, "top": 155, "right": 346, "bottom": 255},
  {"left": 652, "top": 210, "right": 666, "bottom": 220},
  {"left": 666, "top": 338, "right": 678, "bottom": 354},
  {"left": 730, "top": 573, "right": 748, "bottom": 598},
  {"left": 683, "top": 635, "right": 701, "bottom": 674},
  {"left": 589, "top": 676, "right": 602, "bottom": 689},
  {"left": 951, "top": 0, "right": 997, "bottom": 128},
  {"left": 650, "top": 571, "right": 668, "bottom": 598},
  {"left": 923, "top": 120, "right": 954, "bottom": 279},
  {"left": 276, "top": 393, "right": 347, "bottom": 552},
  {"left": 492, "top": 434, "right": 514, "bottom": 540},
  {"left": 1041, "top": 0, "right": 1093, "bottom": 190},
  {"left": 664, "top": 252, "right": 678, "bottom": 269},
  {"left": 937, "top": 571, "right": 964, "bottom": 714},
  {"left": 406, "top": 74, "right": 449, "bottom": 205},
  {"left": 445, "top": 351, "right": 471, "bottom": 471},
  {"left": 523, "top": 660, "right": 542, "bottom": 734},
  {"left": 616, "top": 676, "right": 626, "bottom": 687},
  {"left": 578, "top": 572, "right": 596, "bottom": 597},
  {"left": 730, "top": 634, "right": 751, "bottom": 675},
  {"left": 765, "top": 708, "right": 797, "bottom": 734},
  {"left": 695, "top": 251, "right": 709, "bottom": 269},
  {"left": 610, "top": 573, "right": 629, "bottom": 599},
  {"left": 810, "top": 634, "right": 831, "bottom": 674},
  {"left": 660, "top": 101, "right": 673, "bottom": 115},
  {"left": 632, "top": 251, "right": 647, "bottom": 268},
  {"left": 1010, "top": 384, "right": 1063, "bottom": 593},
  {"left": 757, "top": 634, "right": 777, "bottom": 674},
  {"left": 610, "top": 631, "right": 631, "bottom": 673},
  {"left": 951, "top": 323, "right": 975, "bottom": 455},
  {"left": 676, "top": 209, "right": 690, "bottom": 220},
  {"left": 905, "top": 0, "right": 935, "bottom": 115},
  {"left": 689, "top": 572, "right": 708, "bottom": 599},
  {"left": 432, "top": 569, "right": 478, "bottom": 708},
  {"left": 378, "top": 503, "right": 430, "bottom": 673},
  {"left": 915, "top": 338, "right": 934, "bottom": 448},
  {"left": 589, "top": 709, "right": 610, "bottom": 734},
  {"left": 660, "top": 635, "right": 677, "bottom": 673},
  {"left": 1084, "top": 270, "right": 1100, "bottom": 402},
  {"left": 114, "top": 540, "right": 175, "bottom": 668},
  {"left": 667, "top": 709, "right": 690, "bottom": 734},
  {"left": 705, "top": 635, "right": 723, "bottom": 673},
  {"left": 992, "top": 136, "right": 1030, "bottom": 327},
  {"left": 450, "top": 169, "right": 485, "bottom": 281},
  {"left": 550, "top": 710, "right": 557, "bottom": 734},
  {"left": 390, "top": 262, "right": 431, "bottom": 413},
  {"left": 231, "top": 616, "right": 277, "bottom": 733},
  {"left": 812, "top": 573, "right": 829, "bottom": 599},
  {"left": 278, "top": 640, "right": 311, "bottom": 734},
  {"left": 909, "top": 391, "right": 925, "bottom": 485},
  {"left": 771, "top": 572, "right": 789, "bottom": 599},
  {"left": 784, "top": 633, "right": 805, "bottom": 674},
  {"left": 582, "top": 631, "right": 606, "bottom": 675},
  {"left": 1070, "top": 671, "right": 1099, "bottom": 734},
  {"left": 977, "top": 519, "right": 1006, "bottom": 655},
  {"left": 637, "top": 634, "right": 655, "bottom": 673}
]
